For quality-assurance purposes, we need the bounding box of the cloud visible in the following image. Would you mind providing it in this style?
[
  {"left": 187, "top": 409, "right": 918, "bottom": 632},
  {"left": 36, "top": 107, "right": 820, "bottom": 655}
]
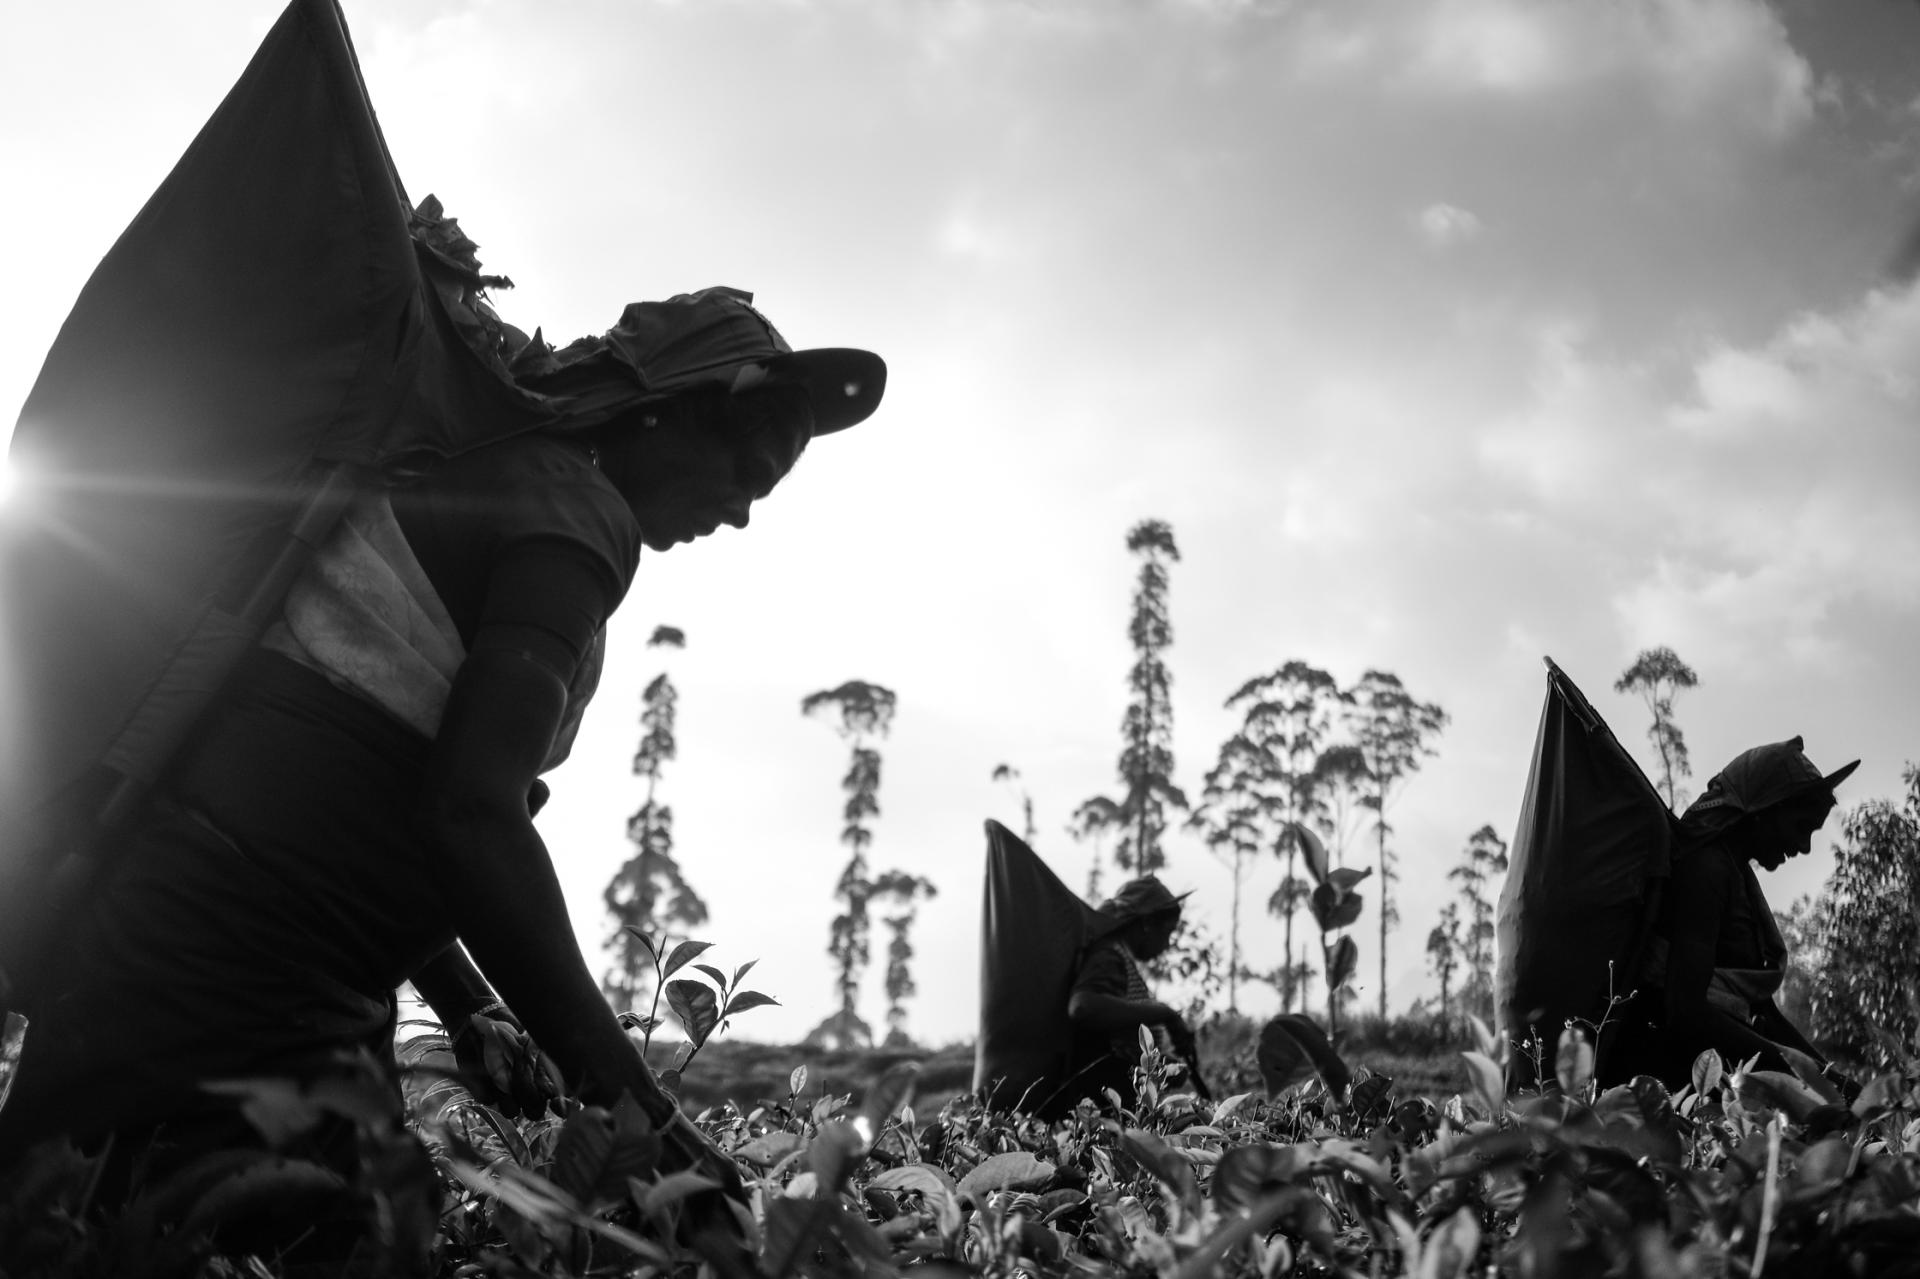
[
  {"left": 1290, "top": 0, "right": 1816, "bottom": 139},
  {"left": 1480, "top": 282, "right": 1920, "bottom": 679},
  {"left": 1163, "top": 0, "right": 1296, "bottom": 15},
  {"left": 1415, "top": 202, "right": 1484, "bottom": 247}
]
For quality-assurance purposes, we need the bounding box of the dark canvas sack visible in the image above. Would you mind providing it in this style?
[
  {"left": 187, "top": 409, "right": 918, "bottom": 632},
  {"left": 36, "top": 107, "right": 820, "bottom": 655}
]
[
  {"left": 0, "top": 0, "right": 553, "bottom": 1012},
  {"left": 973, "top": 821, "right": 1118, "bottom": 1114},
  {"left": 1495, "top": 659, "right": 1678, "bottom": 1088}
]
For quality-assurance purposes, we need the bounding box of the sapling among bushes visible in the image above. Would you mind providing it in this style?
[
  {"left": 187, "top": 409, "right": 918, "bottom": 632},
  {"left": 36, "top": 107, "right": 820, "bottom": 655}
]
[
  {"left": 613, "top": 932, "right": 777, "bottom": 1091},
  {"left": 601, "top": 625, "right": 708, "bottom": 1013},
  {"left": 1288, "top": 820, "right": 1370, "bottom": 1037}
]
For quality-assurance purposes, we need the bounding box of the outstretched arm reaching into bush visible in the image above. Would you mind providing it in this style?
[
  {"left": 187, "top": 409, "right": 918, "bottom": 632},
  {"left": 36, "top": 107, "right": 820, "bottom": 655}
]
[
  {"left": 1661, "top": 845, "right": 1799, "bottom": 1075},
  {"left": 1069, "top": 940, "right": 1195, "bottom": 1051},
  {"left": 417, "top": 646, "right": 671, "bottom": 1116},
  {"left": 411, "top": 942, "right": 501, "bottom": 1027}
]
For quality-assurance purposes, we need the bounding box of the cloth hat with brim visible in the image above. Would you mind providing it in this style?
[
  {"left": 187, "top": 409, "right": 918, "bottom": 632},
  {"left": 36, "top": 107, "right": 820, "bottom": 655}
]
[
  {"left": 528, "top": 286, "right": 885, "bottom": 435},
  {"left": 1097, "top": 876, "right": 1194, "bottom": 924},
  {"left": 1682, "top": 736, "right": 1860, "bottom": 830}
]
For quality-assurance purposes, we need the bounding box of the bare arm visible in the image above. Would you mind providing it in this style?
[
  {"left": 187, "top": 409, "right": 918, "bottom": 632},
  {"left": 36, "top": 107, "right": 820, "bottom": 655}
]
[
  {"left": 1066, "top": 989, "right": 1184, "bottom": 1038},
  {"left": 409, "top": 764, "right": 551, "bottom": 1030},
  {"left": 1067, "top": 942, "right": 1190, "bottom": 1046},
  {"left": 1664, "top": 847, "right": 1793, "bottom": 1072},
  {"left": 412, "top": 942, "right": 512, "bottom": 1030},
  {"left": 417, "top": 647, "right": 666, "bottom": 1116}
]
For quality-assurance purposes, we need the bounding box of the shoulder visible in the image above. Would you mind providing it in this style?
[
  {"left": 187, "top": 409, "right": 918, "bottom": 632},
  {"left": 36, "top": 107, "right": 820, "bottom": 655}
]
[
  {"left": 1073, "top": 936, "right": 1131, "bottom": 990},
  {"left": 426, "top": 431, "right": 623, "bottom": 511},
  {"left": 413, "top": 433, "right": 642, "bottom": 586},
  {"left": 1672, "top": 837, "right": 1741, "bottom": 895}
]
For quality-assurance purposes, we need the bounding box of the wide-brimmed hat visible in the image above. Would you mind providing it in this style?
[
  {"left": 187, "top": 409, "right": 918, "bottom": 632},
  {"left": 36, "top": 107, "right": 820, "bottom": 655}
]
[
  {"left": 1683, "top": 736, "right": 1859, "bottom": 829},
  {"left": 1098, "top": 876, "right": 1193, "bottom": 924},
  {"left": 528, "top": 286, "right": 884, "bottom": 435}
]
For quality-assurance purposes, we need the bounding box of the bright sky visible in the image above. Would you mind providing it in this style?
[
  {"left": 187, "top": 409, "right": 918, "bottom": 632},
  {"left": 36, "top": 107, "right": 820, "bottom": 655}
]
[{"left": 5, "top": 0, "right": 1918, "bottom": 1049}]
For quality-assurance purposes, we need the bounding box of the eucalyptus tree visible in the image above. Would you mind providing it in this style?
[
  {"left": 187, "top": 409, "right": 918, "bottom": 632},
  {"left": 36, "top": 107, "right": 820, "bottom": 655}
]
[
  {"left": 1068, "top": 795, "right": 1123, "bottom": 904},
  {"left": 1346, "top": 669, "right": 1448, "bottom": 1020},
  {"left": 1079, "top": 519, "right": 1189, "bottom": 876},
  {"left": 1228, "top": 662, "right": 1342, "bottom": 1012},
  {"left": 1614, "top": 646, "right": 1699, "bottom": 809},
  {"left": 991, "top": 762, "right": 1037, "bottom": 846},
  {"left": 872, "top": 869, "right": 938, "bottom": 1047},
  {"left": 1311, "top": 744, "right": 1374, "bottom": 870},
  {"left": 601, "top": 625, "right": 708, "bottom": 1012},
  {"left": 1426, "top": 902, "right": 1464, "bottom": 1033},
  {"left": 801, "top": 679, "right": 899, "bottom": 1049},
  {"left": 1265, "top": 879, "right": 1315, "bottom": 1009},
  {"left": 1188, "top": 732, "right": 1268, "bottom": 1012},
  {"left": 1446, "top": 824, "right": 1510, "bottom": 1025}
]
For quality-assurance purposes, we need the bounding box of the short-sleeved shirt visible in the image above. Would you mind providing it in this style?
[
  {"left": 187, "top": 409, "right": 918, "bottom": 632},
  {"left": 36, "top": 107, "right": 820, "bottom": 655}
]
[
  {"left": 394, "top": 431, "right": 641, "bottom": 681},
  {"left": 262, "top": 432, "right": 642, "bottom": 759}
]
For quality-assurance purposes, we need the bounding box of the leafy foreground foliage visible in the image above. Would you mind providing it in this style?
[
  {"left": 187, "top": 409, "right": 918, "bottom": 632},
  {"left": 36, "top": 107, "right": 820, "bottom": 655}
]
[{"left": 7, "top": 1018, "right": 1920, "bottom": 1277}]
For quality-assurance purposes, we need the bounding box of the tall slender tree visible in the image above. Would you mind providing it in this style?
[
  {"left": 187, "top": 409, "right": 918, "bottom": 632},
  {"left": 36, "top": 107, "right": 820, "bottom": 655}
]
[
  {"left": 1346, "top": 669, "right": 1448, "bottom": 1020},
  {"left": 992, "top": 763, "right": 1037, "bottom": 845},
  {"left": 1446, "top": 825, "right": 1510, "bottom": 1026},
  {"left": 1304, "top": 745, "right": 1372, "bottom": 1028},
  {"left": 1311, "top": 744, "right": 1373, "bottom": 871},
  {"left": 871, "top": 870, "right": 937, "bottom": 1047},
  {"left": 1189, "top": 733, "right": 1267, "bottom": 1013},
  {"left": 801, "top": 679, "right": 899, "bottom": 1049},
  {"left": 1614, "top": 647, "right": 1699, "bottom": 810},
  {"left": 1231, "top": 662, "right": 1342, "bottom": 1011},
  {"left": 1068, "top": 796, "right": 1123, "bottom": 904},
  {"left": 601, "top": 626, "right": 708, "bottom": 1012},
  {"left": 879, "top": 913, "right": 918, "bottom": 1049},
  {"left": 1082, "top": 519, "right": 1189, "bottom": 875},
  {"left": 1426, "top": 902, "right": 1464, "bottom": 1034},
  {"left": 1265, "top": 879, "right": 1316, "bottom": 1009}
]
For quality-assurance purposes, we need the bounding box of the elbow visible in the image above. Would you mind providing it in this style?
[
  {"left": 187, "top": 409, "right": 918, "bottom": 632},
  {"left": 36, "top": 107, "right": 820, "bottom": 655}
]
[
  {"left": 1066, "top": 993, "right": 1094, "bottom": 1027},
  {"left": 417, "top": 781, "right": 533, "bottom": 853}
]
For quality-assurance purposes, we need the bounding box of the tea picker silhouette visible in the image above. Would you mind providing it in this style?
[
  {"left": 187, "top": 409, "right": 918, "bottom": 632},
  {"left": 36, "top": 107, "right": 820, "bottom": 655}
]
[{"left": 0, "top": 0, "right": 883, "bottom": 1265}]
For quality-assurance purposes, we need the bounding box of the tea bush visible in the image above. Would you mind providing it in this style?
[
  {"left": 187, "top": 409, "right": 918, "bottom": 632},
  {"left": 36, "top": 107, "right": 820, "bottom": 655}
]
[{"left": 7, "top": 1014, "right": 1920, "bottom": 1277}]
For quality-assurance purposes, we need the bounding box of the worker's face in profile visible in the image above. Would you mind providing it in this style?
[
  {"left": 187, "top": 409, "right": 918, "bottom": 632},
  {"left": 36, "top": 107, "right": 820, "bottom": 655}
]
[
  {"left": 1133, "top": 910, "right": 1182, "bottom": 959},
  {"left": 1750, "top": 794, "right": 1834, "bottom": 871},
  {"left": 604, "top": 386, "right": 813, "bottom": 552}
]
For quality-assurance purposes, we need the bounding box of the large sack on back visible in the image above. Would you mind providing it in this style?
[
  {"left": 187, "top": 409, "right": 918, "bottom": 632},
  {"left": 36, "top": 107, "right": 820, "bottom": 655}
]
[
  {"left": 973, "top": 821, "right": 1108, "bottom": 1114},
  {"left": 1, "top": 0, "right": 555, "bottom": 840},
  {"left": 1495, "top": 659, "right": 1677, "bottom": 1088},
  {"left": 0, "top": 0, "right": 557, "bottom": 1004}
]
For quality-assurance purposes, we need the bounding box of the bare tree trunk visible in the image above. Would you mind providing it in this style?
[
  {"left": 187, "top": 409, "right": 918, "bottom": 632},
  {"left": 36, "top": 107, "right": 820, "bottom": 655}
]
[
  {"left": 1377, "top": 813, "right": 1389, "bottom": 1023},
  {"left": 1228, "top": 850, "right": 1242, "bottom": 1013},
  {"left": 1282, "top": 841, "right": 1296, "bottom": 1013},
  {"left": 1657, "top": 731, "right": 1676, "bottom": 809}
]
